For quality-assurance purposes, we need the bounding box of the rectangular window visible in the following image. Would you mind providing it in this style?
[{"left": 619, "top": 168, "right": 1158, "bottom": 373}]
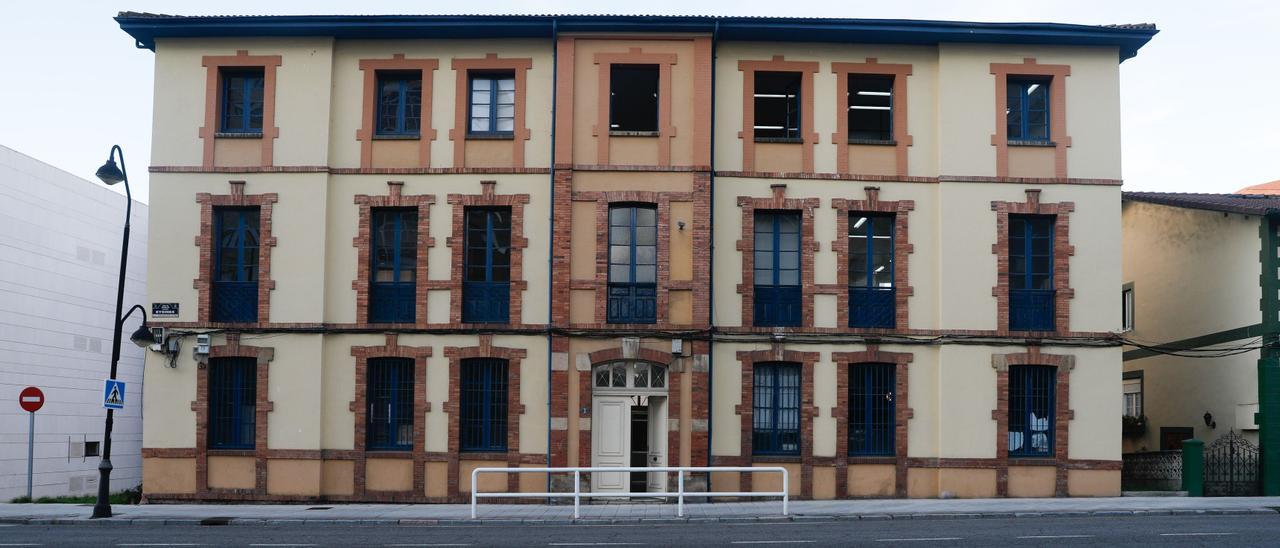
[
  {"left": 607, "top": 205, "right": 658, "bottom": 324},
  {"left": 849, "top": 363, "right": 895, "bottom": 456},
  {"left": 609, "top": 64, "right": 659, "bottom": 133},
  {"left": 1123, "top": 371, "right": 1143, "bottom": 418},
  {"left": 1006, "top": 78, "right": 1050, "bottom": 142},
  {"left": 754, "top": 71, "right": 802, "bottom": 140},
  {"left": 208, "top": 357, "right": 256, "bottom": 450},
  {"left": 754, "top": 211, "right": 802, "bottom": 327},
  {"left": 376, "top": 72, "right": 423, "bottom": 136},
  {"left": 469, "top": 73, "right": 516, "bottom": 136},
  {"left": 1122, "top": 284, "right": 1135, "bottom": 332},
  {"left": 370, "top": 209, "right": 417, "bottom": 324},
  {"left": 220, "top": 69, "right": 264, "bottom": 133},
  {"left": 1008, "top": 364, "right": 1055, "bottom": 457},
  {"left": 1009, "top": 215, "right": 1055, "bottom": 331},
  {"left": 84, "top": 441, "right": 100, "bottom": 458},
  {"left": 849, "top": 214, "right": 895, "bottom": 328},
  {"left": 462, "top": 208, "right": 511, "bottom": 323},
  {"left": 367, "top": 358, "right": 414, "bottom": 451},
  {"left": 211, "top": 207, "right": 260, "bottom": 323},
  {"left": 753, "top": 362, "right": 801, "bottom": 455},
  {"left": 848, "top": 75, "right": 893, "bottom": 141},
  {"left": 460, "top": 358, "right": 509, "bottom": 452}
]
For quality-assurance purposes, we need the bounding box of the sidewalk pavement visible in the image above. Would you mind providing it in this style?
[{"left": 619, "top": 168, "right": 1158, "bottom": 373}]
[{"left": 1, "top": 496, "right": 1277, "bottom": 526}]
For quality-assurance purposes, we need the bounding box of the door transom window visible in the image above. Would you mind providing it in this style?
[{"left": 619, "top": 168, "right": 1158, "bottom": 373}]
[{"left": 593, "top": 362, "right": 667, "bottom": 393}]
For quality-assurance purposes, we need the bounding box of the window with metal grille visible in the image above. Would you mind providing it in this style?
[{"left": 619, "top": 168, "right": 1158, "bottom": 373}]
[
  {"left": 469, "top": 73, "right": 515, "bottom": 136},
  {"left": 376, "top": 72, "right": 423, "bottom": 136},
  {"left": 754, "top": 71, "right": 802, "bottom": 140},
  {"left": 1009, "top": 215, "right": 1055, "bottom": 331},
  {"left": 1008, "top": 364, "right": 1055, "bottom": 457},
  {"left": 462, "top": 208, "right": 511, "bottom": 323},
  {"left": 1006, "top": 78, "right": 1050, "bottom": 142},
  {"left": 212, "top": 207, "right": 260, "bottom": 323},
  {"left": 609, "top": 64, "right": 659, "bottom": 132},
  {"left": 848, "top": 75, "right": 893, "bottom": 141},
  {"left": 369, "top": 208, "right": 417, "bottom": 323},
  {"left": 754, "top": 211, "right": 802, "bottom": 327},
  {"left": 220, "top": 69, "right": 264, "bottom": 133},
  {"left": 460, "top": 358, "right": 508, "bottom": 452},
  {"left": 208, "top": 357, "right": 256, "bottom": 449},
  {"left": 849, "top": 213, "right": 895, "bottom": 328},
  {"left": 753, "top": 362, "right": 801, "bottom": 455},
  {"left": 849, "top": 363, "right": 895, "bottom": 456},
  {"left": 366, "top": 357, "right": 414, "bottom": 451},
  {"left": 607, "top": 204, "right": 657, "bottom": 324}
]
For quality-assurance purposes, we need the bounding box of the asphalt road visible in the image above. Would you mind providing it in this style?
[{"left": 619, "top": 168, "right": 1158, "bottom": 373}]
[{"left": 1, "top": 514, "right": 1277, "bottom": 547}]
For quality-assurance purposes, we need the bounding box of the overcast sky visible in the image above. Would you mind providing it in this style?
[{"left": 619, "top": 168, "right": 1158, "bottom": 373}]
[{"left": 2, "top": 1, "right": 1276, "bottom": 203}]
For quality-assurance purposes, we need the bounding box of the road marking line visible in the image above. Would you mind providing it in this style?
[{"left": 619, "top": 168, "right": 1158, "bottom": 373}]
[
  {"left": 548, "top": 544, "right": 647, "bottom": 546},
  {"left": 875, "top": 539, "right": 962, "bottom": 543},
  {"left": 249, "top": 545, "right": 317, "bottom": 547},
  {"left": 386, "top": 545, "right": 473, "bottom": 547},
  {"left": 1159, "top": 533, "right": 1235, "bottom": 537},
  {"left": 731, "top": 542, "right": 816, "bottom": 545},
  {"left": 1017, "top": 535, "right": 1094, "bottom": 539},
  {"left": 119, "top": 545, "right": 202, "bottom": 547}
]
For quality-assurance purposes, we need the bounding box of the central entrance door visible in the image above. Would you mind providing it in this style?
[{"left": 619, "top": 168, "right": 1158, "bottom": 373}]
[{"left": 591, "top": 361, "right": 669, "bottom": 495}]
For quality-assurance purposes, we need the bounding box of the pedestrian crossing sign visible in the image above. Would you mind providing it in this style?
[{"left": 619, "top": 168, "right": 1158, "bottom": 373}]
[{"left": 103, "top": 379, "right": 126, "bottom": 410}]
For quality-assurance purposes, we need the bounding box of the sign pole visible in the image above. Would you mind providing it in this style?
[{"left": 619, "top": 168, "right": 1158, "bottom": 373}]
[{"left": 27, "top": 411, "right": 34, "bottom": 501}]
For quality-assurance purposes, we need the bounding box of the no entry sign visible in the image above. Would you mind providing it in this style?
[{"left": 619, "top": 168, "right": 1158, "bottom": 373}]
[{"left": 19, "top": 386, "right": 44, "bottom": 413}]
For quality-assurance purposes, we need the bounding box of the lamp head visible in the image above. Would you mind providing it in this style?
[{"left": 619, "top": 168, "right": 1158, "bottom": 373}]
[
  {"left": 96, "top": 158, "right": 125, "bottom": 185},
  {"left": 129, "top": 324, "right": 157, "bottom": 348}
]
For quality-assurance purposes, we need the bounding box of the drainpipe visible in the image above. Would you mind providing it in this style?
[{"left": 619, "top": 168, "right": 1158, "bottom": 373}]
[
  {"left": 705, "top": 20, "right": 720, "bottom": 471},
  {"left": 546, "top": 17, "right": 559, "bottom": 493},
  {"left": 1259, "top": 212, "right": 1280, "bottom": 494}
]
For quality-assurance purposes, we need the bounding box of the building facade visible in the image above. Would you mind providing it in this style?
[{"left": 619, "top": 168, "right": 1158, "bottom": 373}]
[
  {"left": 0, "top": 145, "right": 148, "bottom": 501},
  {"left": 118, "top": 13, "right": 1155, "bottom": 501}
]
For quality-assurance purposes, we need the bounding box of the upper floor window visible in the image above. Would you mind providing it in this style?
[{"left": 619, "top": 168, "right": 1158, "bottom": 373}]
[
  {"left": 607, "top": 205, "right": 657, "bottom": 324},
  {"left": 462, "top": 208, "right": 511, "bottom": 324},
  {"left": 460, "top": 358, "right": 509, "bottom": 452},
  {"left": 376, "top": 72, "right": 423, "bottom": 137},
  {"left": 1123, "top": 371, "right": 1143, "bottom": 418},
  {"left": 208, "top": 357, "right": 256, "bottom": 450},
  {"left": 609, "top": 64, "right": 659, "bottom": 133},
  {"left": 1009, "top": 215, "right": 1054, "bottom": 331},
  {"left": 754, "top": 211, "right": 801, "bottom": 327},
  {"left": 212, "top": 207, "right": 259, "bottom": 323},
  {"left": 849, "top": 214, "right": 895, "bottom": 328},
  {"left": 1006, "top": 78, "right": 1050, "bottom": 142},
  {"left": 370, "top": 209, "right": 417, "bottom": 324},
  {"left": 1008, "top": 364, "right": 1055, "bottom": 457},
  {"left": 1121, "top": 284, "right": 1135, "bottom": 332},
  {"left": 220, "top": 69, "right": 264, "bottom": 134},
  {"left": 848, "top": 75, "right": 893, "bottom": 141},
  {"left": 754, "top": 71, "right": 802, "bottom": 141},
  {"left": 753, "top": 362, "right": 801, "bottom": 456},
  {"left": 469, "top": 73, "right": 515, "bottom": 136},
  {"left": 366, "top": 357, "right": 414, "bottom": 451},
  {"left": 849, "top": 363, "right": 895, "bottom": 456}
]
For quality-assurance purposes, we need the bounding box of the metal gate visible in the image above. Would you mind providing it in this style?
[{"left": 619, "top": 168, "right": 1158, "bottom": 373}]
[{"left": 1203, "top": 430, "right": 1261, "bottom": 496}]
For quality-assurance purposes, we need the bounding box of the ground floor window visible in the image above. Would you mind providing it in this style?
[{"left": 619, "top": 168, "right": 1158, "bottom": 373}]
[
  {"left": 1009, "top": 364, "right": 1055, "bottom": 457},
  {"left": 849, "top": 363, "right": 895, "bottom": 456},
  {"left": 208, "top": 357, "right": 256, "bottom": 449},
  {"left": 367, "top": 357, "right": 414, "bottom": 450},
  {"left": 461, "top": 358, "right": 509, "bottom": 451},
  {"left": 753, "top": 362, "right": 800, "bottom": 455}
]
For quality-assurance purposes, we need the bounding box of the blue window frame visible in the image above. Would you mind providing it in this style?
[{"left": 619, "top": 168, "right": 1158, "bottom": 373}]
[
  {"left": 1008, "top": 365, "right": 1056, "bottom": 457},
  {"left": 220, "top": 70, "right": 264, "bottom": 133},
  {"left": 753, "top": 362, "right": 801, "bottom": 455},
  {"left": 460, "top": 358, "right": 508, "bottom": 452},
  {"left": 849, "top": 363, "right": 895, "bottom": 456},
  {"left": 1009, "top": 215, "right": 1055, "bottom": 331},
  {"left": 212, "top": 207, "right": 260, "bottom": 323},
  {"left": 754, "top": 71, "right": 802, "bottom": 140},
  {"left": 376, "top": 72, "right": 423, "bottom": 136},
  {"left": 607, "top": 205, "right": 657, "bottom": 324},
  {"left": 370, "top": 209, "right": 417, "bottom": 324},
  {"left": 468, "top": 73, "right": 515, "bottom": 136},
  {"left": 208, "top": 357, "right": 256, "bottom": 450},
  {"left": 367, "top": 358, "right": 414, "bottom": 451},
  {"left": 754, "top": 211, "right": 802, "bottom": 327},
  {"left": 462, "top": 208, "right": 511, "bottom": 323},
  {"left": 1006, "top": 78, "right": 1050, "bottom": 142},
  {"left": 849, "top": 213, "right": 895, "bottom": 328}
]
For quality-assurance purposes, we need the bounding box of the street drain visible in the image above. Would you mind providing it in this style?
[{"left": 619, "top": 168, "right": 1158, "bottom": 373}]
[{"left": 200, "top": 517, "right": 232, "bottom": 526}]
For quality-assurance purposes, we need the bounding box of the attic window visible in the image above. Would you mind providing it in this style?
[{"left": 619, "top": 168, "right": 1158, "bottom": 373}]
[
  {"left": 754, "top": 71, "right": 802, "bottom": 141},
  {"left": 609, "top": 64, "right": 659, "bottom": 133}
]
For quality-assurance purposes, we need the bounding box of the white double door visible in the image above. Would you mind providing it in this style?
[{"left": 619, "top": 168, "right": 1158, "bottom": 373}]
[{"left": 591, "top": 395, "right": 666, "bottom": 494}]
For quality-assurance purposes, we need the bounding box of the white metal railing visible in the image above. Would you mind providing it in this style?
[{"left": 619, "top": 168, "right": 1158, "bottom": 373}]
[{"left": 470, "top": 466, "right": 788, "bottom": 519}]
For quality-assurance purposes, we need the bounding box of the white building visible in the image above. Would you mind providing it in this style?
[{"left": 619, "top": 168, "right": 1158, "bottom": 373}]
[{"left": 0, "top": 145, "right": 147, "bottom": 501}]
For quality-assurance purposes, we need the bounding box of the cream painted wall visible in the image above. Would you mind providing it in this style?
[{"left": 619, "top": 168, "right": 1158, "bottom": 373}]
[
  {"left": 1123, "top": 351, "right": 1258, "bottom": 451},
  {"left": 141, "top": 350, "right": 196, "bottom": 448}
]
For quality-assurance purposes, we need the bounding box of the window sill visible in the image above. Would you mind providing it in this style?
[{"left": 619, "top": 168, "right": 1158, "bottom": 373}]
[
  {"left": 373, "top": 134, "right": 421, "bottom": 141},
  {"left": 467, "top": 133, "right": 515, "bottom": 140},
  {"left": 847, "top": 138, "right": 897, "bottom": 146},
  {"left": 751, "top": 454, "right": 801, "bottom": 463},
  {"left": 459, "top": 451, "right": 509, "bottom": 460},
  {"left": 846, "top": 455, "right": 897, "bottom": 465},
  {"left": 214, "top": 132, "right": 263, "bottom": 139},
  {"left": 1008, "top": 140, "right": 1056, "bottom": 147},
  {"left": 754, "top": 137, "right": 803, "bottom": 144},
  {"left": 610, "top": 130, "right": 660, "bottom": 137},
  {"left": 206, "top": 449, "right": 255, "bottom": 456},
  {"left": 1008, "top": 456, "right": 1057, "bottom": 465},
  {"left": 366, "top": 450, "right": 413, "bottom": 458}
]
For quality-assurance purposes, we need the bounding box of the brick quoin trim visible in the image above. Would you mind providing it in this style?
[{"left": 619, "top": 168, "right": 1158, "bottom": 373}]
[
  {"left": 990, "top": 58, "right": 1072, "bottom": 179},
  {"left": 194, "top": 181, "right": 278, "bottom": 327},
  {"left": 736, "top": 185, "right": 821, "bottom": 328},
  {"left": 738, "top": 56, "right": 820, "bottom": 173},
  {"left": 357, "top": 54, "right": 440, "bottom": 170},
  {"left": 831, "top": 346, "right": 913, "bottom": 498},
  {"left": 827, "top": 186, "right": 915, "bottom": 331},
  {"left": 592, "top": 48, "right": 678, "bottom": 166},
  {"left": 352, "top": 181, "right": 436, "bottom": 327},
  {"left": 722, "top": 346, "right": 819, "bottom": 498},
  {"left": 199, "top": 50, "right": 282, "bottom": 169},
  {"left": 438, "top": 181, "right": 531, "bottom": 326},
  {"left": 992, "top": 347, "right": 1075, "bottom": 497},
  {"left": 831, "top": 59, "right": 913, "bottom": 176},
  {"left": 578, "top": 345, "right": 677, "bottom": 472},
  {"left": 443, "top": 335, "right": 528, "bottom": 500},
  {"left": 449, "top": 54, "right": 533, "bottom": 168},
  {"left": 991, "top": 189, "right": 1075, "bottom": 335},
  {"left": 350, "top": 334, "right": 432, "bottom": 500},
  {"left": 191, "top": 333, "right": 275, "bottom": 497}
]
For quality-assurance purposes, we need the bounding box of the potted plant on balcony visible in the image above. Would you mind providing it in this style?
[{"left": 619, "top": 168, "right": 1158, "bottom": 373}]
[{"left": 1122, "top": 414, "right": 1147, "bottom": 439}]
